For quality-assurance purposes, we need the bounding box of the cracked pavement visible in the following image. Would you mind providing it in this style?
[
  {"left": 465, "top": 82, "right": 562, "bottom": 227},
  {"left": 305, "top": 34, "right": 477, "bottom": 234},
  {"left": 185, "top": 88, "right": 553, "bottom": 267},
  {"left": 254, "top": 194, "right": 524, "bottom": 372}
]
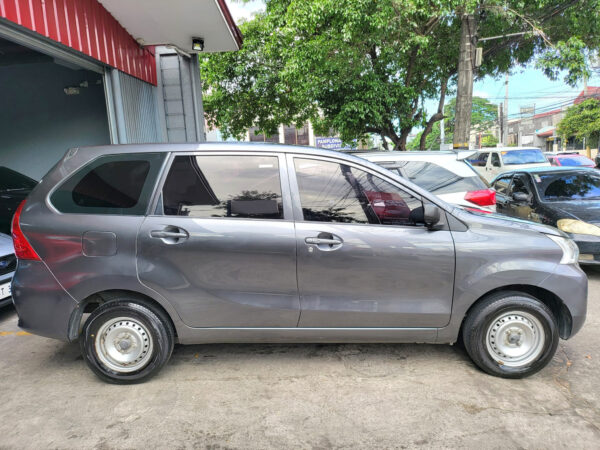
[{"left": 0, "top": 267, "right": 599, "bottom": 449}]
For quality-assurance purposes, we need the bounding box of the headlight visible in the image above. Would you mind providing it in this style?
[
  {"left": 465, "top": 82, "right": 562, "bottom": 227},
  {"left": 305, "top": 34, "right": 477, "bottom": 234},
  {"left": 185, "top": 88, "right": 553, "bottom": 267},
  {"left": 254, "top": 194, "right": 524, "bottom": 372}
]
[
  {"left": 547, "top": 235, "right": 579, "bottom": 264},
  {"left": 557, "top": 219, "right": 600, "bottom": 236}
]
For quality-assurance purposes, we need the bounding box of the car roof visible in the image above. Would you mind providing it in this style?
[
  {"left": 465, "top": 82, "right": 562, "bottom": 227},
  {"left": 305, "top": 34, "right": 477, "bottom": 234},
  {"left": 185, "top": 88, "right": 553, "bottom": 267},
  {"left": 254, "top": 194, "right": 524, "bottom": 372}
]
[
  {"left": 490, "top": 166, "right": 594, "bottom": 182},
  {"left": 479, "top": 147, "right": 542, "bottom": 152}
]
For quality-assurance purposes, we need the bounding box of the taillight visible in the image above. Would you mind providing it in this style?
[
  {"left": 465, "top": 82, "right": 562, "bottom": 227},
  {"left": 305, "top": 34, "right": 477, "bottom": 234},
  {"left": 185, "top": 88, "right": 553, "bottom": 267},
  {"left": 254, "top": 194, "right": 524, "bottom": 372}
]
[
  {"left": 11, "top": 200, "right": 41, "bottom": 261},
  {"left": 464, "top": 189, "right": 496, "bottom": 207}
]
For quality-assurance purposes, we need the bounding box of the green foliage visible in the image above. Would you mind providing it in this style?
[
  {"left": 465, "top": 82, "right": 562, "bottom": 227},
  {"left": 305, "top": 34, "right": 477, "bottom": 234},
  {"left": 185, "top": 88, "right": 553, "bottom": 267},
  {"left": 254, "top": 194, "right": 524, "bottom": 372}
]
[
  {"left": 408, "top": 96, "right": 497, "bottom": 149},
  {"left": 201, "top": 0, "right": 600, "bottom": 149},
  {"left": 481, "top": 134, "right": 499, "bottom": 147},
  {"left": 558, "top": 99, "right": 600, "bottom": 146}
]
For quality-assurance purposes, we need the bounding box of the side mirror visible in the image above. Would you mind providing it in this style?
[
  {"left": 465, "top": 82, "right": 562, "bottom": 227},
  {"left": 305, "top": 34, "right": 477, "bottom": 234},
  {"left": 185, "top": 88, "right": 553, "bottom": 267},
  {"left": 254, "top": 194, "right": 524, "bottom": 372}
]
[
  {"left": 512, "top": 192, "right": 529, "bottom": 203},
  {"left": 423, "top": 204, "right": 441, "bottom": 229}
]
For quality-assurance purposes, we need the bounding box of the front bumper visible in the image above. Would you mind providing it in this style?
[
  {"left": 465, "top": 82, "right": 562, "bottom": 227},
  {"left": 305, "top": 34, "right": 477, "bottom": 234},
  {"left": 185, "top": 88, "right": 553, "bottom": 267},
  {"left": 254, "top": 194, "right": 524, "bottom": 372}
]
[
  {"left": 540, "top": 263, "right": 588, "bottom": 339},
  {"left": 12, "top": 260, "right": 77, "bottom": 341},
  {"left": 569, "top": 233, "right": 600, "bottom": 265}
]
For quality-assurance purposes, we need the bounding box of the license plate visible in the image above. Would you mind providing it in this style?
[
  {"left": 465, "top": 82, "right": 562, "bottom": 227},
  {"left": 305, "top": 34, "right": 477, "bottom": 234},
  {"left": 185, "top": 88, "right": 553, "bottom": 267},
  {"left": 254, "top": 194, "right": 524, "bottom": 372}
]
[{"left": 0, "top": 282, "right": 11, "bottom": 300}]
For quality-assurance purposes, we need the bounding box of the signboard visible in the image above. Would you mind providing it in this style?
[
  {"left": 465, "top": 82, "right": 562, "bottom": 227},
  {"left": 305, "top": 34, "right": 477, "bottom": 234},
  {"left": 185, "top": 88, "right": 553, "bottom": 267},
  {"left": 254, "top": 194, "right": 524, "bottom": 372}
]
[
  {"left": 315, "top": 137, "right": 353, "bottom": 150},
  {"left": 520, "top": 106, "right": 535, "bottom": 117}
]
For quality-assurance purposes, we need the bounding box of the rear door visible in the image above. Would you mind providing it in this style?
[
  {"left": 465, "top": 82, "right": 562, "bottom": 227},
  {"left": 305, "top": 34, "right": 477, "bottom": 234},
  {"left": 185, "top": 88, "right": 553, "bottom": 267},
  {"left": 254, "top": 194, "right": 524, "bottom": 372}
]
[
  {"left": 289, "top": 155, "right": 455, "bottom": 328},
  {"left": 137, "top": 152, "right": 300, "bottom": 327}
]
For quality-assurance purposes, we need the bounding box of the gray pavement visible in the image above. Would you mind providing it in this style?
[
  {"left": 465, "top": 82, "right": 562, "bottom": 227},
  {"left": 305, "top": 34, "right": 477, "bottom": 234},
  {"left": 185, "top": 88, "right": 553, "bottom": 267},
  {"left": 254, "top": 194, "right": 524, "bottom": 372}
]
[{"left": 1, "top": 268, "right": 599, "bottom": 449}]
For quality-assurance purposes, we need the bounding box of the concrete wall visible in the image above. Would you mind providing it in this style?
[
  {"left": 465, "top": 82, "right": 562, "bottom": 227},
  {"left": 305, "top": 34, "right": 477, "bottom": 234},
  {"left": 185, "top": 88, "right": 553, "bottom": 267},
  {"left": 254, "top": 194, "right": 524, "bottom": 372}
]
[{"left": 0, "top": 61, "right": 110, "bottom": 180}]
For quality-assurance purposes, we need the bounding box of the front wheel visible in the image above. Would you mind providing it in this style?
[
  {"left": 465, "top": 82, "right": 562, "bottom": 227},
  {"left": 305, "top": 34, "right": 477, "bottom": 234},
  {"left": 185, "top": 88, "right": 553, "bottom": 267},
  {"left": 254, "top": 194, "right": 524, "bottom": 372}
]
[
  {"left": 80, "top": 299, "right": 175, "bottom": 384},
  {"left": 462, "top": 292, "right": 559, "bottom": 378}
]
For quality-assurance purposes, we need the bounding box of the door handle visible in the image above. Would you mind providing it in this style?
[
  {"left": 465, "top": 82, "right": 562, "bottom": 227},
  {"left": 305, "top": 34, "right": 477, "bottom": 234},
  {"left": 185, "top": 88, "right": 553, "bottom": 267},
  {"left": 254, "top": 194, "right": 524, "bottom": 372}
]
[
  {"left": 151, "top": 230, "right": 188, "bottom": 239},
  {"left": 305, "top": 237, "right": 342, "bottom": 245}
]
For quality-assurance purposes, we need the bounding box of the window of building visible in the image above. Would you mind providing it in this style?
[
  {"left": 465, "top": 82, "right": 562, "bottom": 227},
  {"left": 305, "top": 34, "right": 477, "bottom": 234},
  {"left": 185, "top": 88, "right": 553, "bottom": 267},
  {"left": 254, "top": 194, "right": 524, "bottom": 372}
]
[
  {"left": 162, "top": 155, "right": 283, "bottom": 219},
  {"left": 249, "top": 126, "right": 279, "bottom": 143},
  {"left": 283, "top": 124, "right": 310, "bottom": 146},
  {"left": 294, "top": 158, "right": 422, "bottom": 226},
  {"left": 51, "top": 153, "right": 164, "bottom": 215}
]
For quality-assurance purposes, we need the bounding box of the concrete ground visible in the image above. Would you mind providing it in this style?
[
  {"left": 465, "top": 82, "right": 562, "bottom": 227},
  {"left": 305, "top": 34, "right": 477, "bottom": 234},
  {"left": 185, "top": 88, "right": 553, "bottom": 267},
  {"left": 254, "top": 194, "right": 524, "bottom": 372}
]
[{"left": 1, "top": 269, "right": 599, "bottom": 449}]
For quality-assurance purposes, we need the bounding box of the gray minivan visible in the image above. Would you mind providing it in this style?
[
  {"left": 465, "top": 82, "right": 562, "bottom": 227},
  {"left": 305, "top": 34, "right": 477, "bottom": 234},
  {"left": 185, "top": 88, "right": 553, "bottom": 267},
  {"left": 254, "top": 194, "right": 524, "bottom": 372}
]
[{"left": 11, "top": 143, "right": 587, "bottom": 383}]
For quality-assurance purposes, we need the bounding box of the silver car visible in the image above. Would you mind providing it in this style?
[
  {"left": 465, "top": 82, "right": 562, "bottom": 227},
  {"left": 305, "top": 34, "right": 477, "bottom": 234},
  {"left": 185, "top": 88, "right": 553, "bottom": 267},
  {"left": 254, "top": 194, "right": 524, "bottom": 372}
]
[
  {"left": 0, "top": 233, "right": 16, "bottom": 307},
  {"left": 11, "top": 143, "right": 587, "bottom": 383}
]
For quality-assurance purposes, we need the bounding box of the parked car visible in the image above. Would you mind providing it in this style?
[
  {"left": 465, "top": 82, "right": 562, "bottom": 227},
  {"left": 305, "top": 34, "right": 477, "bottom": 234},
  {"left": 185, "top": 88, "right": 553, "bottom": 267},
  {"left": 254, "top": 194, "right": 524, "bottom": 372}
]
[
  {"left": 0, "top": 233, "right": 16, "bottom": 308},
  {"left": 12, "top": 143, "right": 586, "bottom": 383},
  {"left": 0, "top": 167, "right": 37, "bottom": 235},
  {"left": 545, "top": 152, "right": 595, "bottom": 168},
  {"left": 467, "top": 147, "right": 550, "bottom": 182},
  {"left": 355, "top": 151, "right": 496, "bottom": 212},
  {"left": 595, "top": 153, "right": 600, "bottom": 169},
  {"left": 491, "top": 166, "right": 600, "bottom": 264}
]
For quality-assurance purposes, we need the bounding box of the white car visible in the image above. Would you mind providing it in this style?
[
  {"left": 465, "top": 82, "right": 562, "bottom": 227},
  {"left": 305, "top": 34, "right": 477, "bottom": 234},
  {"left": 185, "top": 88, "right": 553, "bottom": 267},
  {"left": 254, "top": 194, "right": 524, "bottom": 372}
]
[
  {"left": 466, "top": 147, "right": 550, "bottom": 182},
  {"left": 356, "top": 151, "right": 496, "bottom": 211}
]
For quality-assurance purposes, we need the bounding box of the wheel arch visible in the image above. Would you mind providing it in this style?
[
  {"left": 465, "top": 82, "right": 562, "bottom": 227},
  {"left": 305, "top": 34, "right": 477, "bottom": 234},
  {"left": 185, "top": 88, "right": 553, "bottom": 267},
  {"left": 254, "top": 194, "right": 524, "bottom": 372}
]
[
  {"left": 68, "top": 289, "right": 179, "bottom": 342},
  {"left": 460, "top": 284, "right": 573, "bottom": 340}
]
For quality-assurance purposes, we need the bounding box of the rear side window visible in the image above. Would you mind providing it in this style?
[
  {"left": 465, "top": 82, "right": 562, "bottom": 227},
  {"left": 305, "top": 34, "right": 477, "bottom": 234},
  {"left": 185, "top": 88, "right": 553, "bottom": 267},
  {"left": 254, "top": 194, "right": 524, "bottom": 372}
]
[
  {"left": 467, "top": 153, "right": 489, "bottom": 167},
  {"left": 162, "top": 155, "right": 283, "bottom": 219},
  {"left": 400, "top": 161, "right": 488, "bottom": 194},
  {"left": 51, "top": 153, "right": 164, "bottom": 215}
]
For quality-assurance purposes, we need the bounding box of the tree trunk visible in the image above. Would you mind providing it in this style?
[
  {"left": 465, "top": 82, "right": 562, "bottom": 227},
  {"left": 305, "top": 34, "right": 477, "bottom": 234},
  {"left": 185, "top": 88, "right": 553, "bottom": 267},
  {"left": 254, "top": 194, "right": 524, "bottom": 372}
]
[
  {"left": 453, "top": 13, "right": 477, "bottom": 150},
  {"left": 420, "top": 77, "right": 449, "bottom": 150}
]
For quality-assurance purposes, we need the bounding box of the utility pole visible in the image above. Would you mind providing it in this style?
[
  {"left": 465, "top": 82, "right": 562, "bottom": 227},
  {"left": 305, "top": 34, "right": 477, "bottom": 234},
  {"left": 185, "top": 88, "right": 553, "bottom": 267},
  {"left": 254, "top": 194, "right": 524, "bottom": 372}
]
[
  {"left": 498, "top": 103, "right": 503, "bottom": 145},
  {"left": 503, "top": 72, "right": 509, "bottom": 146},
  {"left": 453, "top": 13, "right": 477, "bottom": 150}
]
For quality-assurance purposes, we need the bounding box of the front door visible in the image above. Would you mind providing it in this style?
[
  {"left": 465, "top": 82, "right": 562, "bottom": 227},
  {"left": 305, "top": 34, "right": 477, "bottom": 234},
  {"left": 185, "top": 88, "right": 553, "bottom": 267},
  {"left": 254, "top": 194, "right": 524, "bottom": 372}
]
[
  {"left": 289, "top": 156, "right": 456, "bottom": 328},
  {"left": 137, "top": 153, "right": 300, "bottom": 327}
]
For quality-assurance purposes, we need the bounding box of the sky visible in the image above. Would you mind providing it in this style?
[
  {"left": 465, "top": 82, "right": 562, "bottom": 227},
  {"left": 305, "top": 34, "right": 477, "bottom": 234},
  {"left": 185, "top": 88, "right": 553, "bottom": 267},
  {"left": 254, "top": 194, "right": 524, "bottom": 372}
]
[{"left": 227, "top": 1, "right": 600, "bottom": 122}]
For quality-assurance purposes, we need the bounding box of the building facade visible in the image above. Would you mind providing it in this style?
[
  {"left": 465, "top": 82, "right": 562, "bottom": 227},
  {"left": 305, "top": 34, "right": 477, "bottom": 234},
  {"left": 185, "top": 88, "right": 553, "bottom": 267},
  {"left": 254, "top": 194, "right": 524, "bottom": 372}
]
[{"left": 0, "top": 0, "right": 241, "bottom": 179}]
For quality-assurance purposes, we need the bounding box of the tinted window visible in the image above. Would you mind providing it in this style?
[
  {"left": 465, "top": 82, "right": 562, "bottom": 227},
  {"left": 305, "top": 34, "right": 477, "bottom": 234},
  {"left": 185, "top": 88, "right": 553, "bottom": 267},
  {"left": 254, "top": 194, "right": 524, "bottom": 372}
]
[
  {"left": 501, "top": 149, "right": 546, "bottom": 165},
  {"left": 511, "top": 175, "right": 532, "bottom": 195},
  {"left": 0, "top": 167, "right": 37, "bottom": 191},
  {"left": 491, "top": 153, "right": 501, "bottom": 167},
  {"left": 294, "top": 158, "right": 422, "bottom": 226},
  {"left": 534, "top": 172, "right": 600, "bottom": 201},
  {"left": 163, "top": 155, "right": 283, "bottom": 219},
  {"left": 557, "top": 155, "right": 595, "bottom": 167},
  {"left": 399, "top": 161, "right": 488, "bottom": 194},
  {"left": 467, "top": 153, "right": 489, "bottom": 167},
  {"left": 493, "top": 175, "right": 513, "bottom": 195},
  {"left": 51, "top": 153, "right": 164, "bottom": 215}
]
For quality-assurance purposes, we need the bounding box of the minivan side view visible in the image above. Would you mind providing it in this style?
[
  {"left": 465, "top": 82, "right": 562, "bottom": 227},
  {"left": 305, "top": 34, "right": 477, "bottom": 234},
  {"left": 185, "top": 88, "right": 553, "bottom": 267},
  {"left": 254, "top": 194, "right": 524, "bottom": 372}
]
[{"left": 11, "top": 143, "right": 587, "bottom": 383}]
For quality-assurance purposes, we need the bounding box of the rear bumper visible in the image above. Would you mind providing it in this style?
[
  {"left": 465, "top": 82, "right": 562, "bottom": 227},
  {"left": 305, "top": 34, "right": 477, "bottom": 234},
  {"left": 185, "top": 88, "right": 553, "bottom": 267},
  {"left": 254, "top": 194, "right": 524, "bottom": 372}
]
[{"left": 11, "top": 260, "right": 76, "bottom": 341}]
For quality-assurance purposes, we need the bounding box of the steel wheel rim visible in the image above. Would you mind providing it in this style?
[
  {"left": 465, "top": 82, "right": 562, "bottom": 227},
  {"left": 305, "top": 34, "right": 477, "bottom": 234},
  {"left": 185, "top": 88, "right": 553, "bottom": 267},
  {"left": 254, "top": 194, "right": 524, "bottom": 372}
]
[
  {"left": 485, "top": 310, "right": 545, "bottom": 368},
  {"left": 94, "top": 317, "right": 154, "bottom": 373}
]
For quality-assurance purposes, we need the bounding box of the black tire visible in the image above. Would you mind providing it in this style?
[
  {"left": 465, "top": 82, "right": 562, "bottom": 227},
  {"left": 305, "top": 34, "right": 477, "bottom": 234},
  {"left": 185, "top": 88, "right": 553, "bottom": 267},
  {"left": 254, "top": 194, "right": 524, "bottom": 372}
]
[
  {"left": 462, "top": 291, "right": 559, "bottom": 378},
  {"left": 80, "top": 299, "right": 175, "bottom": 384}
]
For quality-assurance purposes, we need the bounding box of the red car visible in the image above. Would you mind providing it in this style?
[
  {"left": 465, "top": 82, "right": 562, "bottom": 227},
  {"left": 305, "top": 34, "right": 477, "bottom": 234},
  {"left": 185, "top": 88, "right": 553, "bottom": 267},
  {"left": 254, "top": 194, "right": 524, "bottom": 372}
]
[{"left": 545, "top": 152, "right": 596, "bottom": 168}]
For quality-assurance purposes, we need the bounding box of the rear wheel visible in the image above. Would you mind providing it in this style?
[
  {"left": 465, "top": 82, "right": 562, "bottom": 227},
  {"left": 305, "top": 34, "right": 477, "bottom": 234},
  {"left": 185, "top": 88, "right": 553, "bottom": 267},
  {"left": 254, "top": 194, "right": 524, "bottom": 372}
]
[
  {"left": 80, "top": 299, "right": 174, "bottom": 384},
  {"left": 462, "top": 291, "right": 559, "bottom": 378}
]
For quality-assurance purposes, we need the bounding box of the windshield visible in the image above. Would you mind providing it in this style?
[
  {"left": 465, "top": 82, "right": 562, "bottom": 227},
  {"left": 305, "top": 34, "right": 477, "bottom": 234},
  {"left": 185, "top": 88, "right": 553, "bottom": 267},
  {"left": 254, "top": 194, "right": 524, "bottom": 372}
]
[
  {"left": 533, "top": 171, "right": 600, "bottom": 201},
  {"left": 558, "top": 155, "right": 595, "bottom": 167},
  {"left": 0, "top": 167, "right": 37, "bottom": 191},
  {"left": 501, "top": 149, "right": 547, "bottom": 165},
  {"left": 383, "top": 161, "right": 489, "bottom": 195}
]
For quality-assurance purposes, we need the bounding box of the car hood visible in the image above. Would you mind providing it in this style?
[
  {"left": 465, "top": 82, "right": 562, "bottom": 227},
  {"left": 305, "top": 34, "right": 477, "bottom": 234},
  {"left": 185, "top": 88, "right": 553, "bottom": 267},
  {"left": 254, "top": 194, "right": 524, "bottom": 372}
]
[
  {"left": 453, "top": 207, "right": 563, "bottom": 236},
  {"left": 545, "top": 201, "right": 600, "bottom": 224},
  {"left": 0, "top": 233, "right": 14, "bottom": 256}
]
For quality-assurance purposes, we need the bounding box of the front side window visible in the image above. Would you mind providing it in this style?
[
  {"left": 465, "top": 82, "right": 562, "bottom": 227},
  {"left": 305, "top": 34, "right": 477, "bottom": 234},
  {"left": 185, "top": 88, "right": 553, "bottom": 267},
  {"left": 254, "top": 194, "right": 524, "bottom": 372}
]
[
  {"left": 51, "top": 153, "right": 164, "bottom": 215},
  {"left": 493, "top": 175, "right": 513, "bottom": 195},
  {"left": 501, "top": 149, "right": 547, "bottom": 165},
  {"left": 294, "top": 158, "right": 422, "bottom": 226},
  {"left": 510, "top": 175, "right": 532, "bottom": 196},
  {"left": 162, "top": 155, "right": 283, "bottom": 219},
  {"left": 491, "top": 153, "right": 501, "bottom": 167},
  {"left": 400, "top": 161, "right": 488, "bottom": 194}
]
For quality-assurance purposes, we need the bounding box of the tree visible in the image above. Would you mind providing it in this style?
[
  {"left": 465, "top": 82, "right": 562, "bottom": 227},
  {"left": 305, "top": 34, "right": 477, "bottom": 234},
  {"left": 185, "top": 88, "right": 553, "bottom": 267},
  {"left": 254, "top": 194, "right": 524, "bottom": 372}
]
[
  {"left": 201, "top": 0, "right": 600, "bottom": 150},
  {"left": 408, "top": 96, "right": 497, "bottom": 150},
  {"left": 558, "top": 99, "right": 600, "bottom": 149}
]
